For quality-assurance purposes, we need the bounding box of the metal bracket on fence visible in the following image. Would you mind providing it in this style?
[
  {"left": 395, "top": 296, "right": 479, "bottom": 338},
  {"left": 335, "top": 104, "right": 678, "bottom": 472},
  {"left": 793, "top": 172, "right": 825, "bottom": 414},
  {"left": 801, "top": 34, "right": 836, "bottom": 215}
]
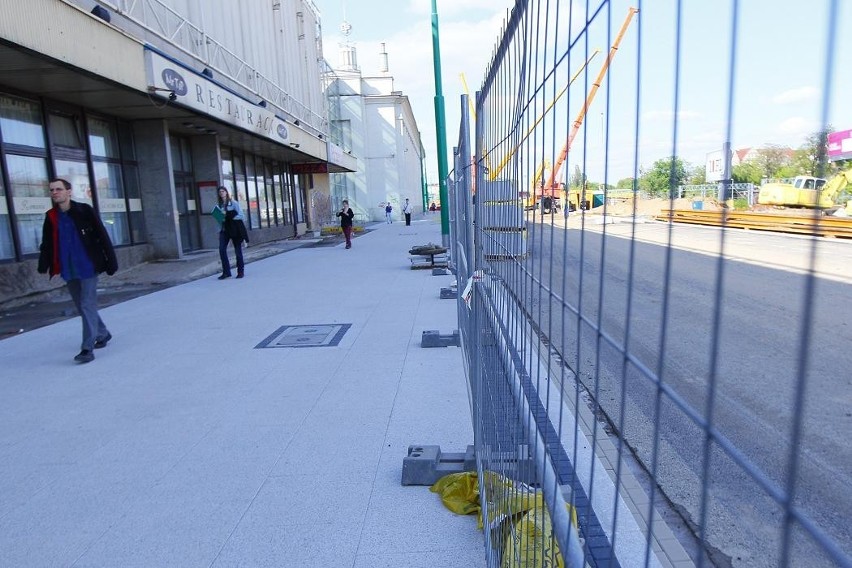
[
  {"left": 421, "top": 329, "right": 460, "bottom": 347},
  {"left": 401, "top": 444, "right": 475, "bottom": 485}
]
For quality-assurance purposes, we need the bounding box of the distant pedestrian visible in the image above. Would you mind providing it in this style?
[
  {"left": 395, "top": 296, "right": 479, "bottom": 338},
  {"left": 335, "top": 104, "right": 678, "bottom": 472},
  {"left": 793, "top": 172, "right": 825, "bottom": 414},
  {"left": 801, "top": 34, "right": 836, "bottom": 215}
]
[
  {"left": 37, "top": 178, "right": 118, "bottom": 364},
  {"left": 385, "top": 202, "right": 393, "bottom": 224},
  {"left": 402, "top": 198, "right": 412, "bottom": 226},
  {"left": 214, "top": 186, "right": 249, "bottom": 279},
  {"left": 429, "top": 202, "right": 437, "bottom": 213},
  {"left": 337, "top": 200, "right": 355, "bottom": 249}
]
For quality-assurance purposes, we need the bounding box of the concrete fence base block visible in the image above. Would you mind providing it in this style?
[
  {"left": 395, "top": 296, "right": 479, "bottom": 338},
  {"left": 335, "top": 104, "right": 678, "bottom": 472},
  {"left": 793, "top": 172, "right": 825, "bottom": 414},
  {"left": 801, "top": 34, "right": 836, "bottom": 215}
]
[
  {"left": 421, "top": 329, "right": 461, "bottom": 347},
  {"left": 440, "top": 287, "right": 458, "bottom": 299},
  {"left": 432, "top": 267, "right": 451, "bottom": 276},
  {"left": 401, "top": 444, "right": 476, "bottom": 485}
]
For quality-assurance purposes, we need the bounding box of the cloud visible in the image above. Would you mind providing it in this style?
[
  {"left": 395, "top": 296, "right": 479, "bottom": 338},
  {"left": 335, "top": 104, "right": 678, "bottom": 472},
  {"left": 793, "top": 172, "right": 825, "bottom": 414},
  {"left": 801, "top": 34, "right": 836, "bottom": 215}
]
[
  {"left": 776, "top": 116, "right": 817, "bottom": 137},
  {"left": 772, "top": 87, "right": 817, "bottom": 105}
]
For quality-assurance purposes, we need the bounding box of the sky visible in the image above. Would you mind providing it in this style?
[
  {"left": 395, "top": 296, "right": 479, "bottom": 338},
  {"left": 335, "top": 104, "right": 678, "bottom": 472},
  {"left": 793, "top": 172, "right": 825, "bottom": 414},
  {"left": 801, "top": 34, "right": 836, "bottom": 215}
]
[{"left": 313, "top": 0, "right": 852, "bottom": 185}]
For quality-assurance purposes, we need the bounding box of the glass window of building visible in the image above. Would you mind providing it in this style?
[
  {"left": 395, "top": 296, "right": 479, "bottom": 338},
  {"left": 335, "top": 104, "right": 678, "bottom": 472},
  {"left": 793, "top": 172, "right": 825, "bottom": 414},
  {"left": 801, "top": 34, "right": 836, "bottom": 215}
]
[
  {"left": 123, "top": 163, "right": 145, "bottom": 243},
  {"left": 279, "top": 171, "right": 293, "bottom": 226},
  {"left": 118, "top": 122, "right": 145, "bottom": 243},
  {"left": 264, "top": 162, "right": 281, "bottom": 225},
  {"left": 233, "top": 151, "right": 248, "bottom": 215},
  {"left": 293, "top": 172, "right": 306, "bottom": 224},
  {"left": 254, "top": 156, "right": 269, "bottom": 228},
  {"left": 93, "top": 161, "right": 130, "bottom": 245},
  {"left": 7, "top": 154, "right": 49, "bottom": 255},
  {"left": 88, "top": 116, "right": 120, "bottom": 158},
  {"left": 244, "top": 155, "right": 261, "bottom": 230},
  {"left": 48, "top": 112, "right": 84, "bottom": 150},
  {"left": 89, "top": 117, "right": 130, "bottom": 245},
  {"left": 0, "top": 95, "right": 46, "bottom": 149},
  {"left": 0, "top": 161, "right": 13, "bottom": 260}
]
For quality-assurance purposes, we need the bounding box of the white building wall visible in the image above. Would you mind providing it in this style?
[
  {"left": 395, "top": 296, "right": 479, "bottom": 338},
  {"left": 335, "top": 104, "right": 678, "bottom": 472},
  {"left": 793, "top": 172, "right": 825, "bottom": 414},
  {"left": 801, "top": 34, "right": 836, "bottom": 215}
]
[{"left": 150, "top": 0, "right": 325, "bottom": 123}]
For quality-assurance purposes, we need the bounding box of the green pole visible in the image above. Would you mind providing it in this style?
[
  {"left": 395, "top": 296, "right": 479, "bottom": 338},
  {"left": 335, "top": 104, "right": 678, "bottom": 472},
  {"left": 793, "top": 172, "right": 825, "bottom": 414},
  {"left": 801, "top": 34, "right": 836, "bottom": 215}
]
[
  {"left": 431, "top": 0, "right": 450, "bottom": 244},
  {"left": 420, "top": 146, "right": 428, "bottom": 210}
]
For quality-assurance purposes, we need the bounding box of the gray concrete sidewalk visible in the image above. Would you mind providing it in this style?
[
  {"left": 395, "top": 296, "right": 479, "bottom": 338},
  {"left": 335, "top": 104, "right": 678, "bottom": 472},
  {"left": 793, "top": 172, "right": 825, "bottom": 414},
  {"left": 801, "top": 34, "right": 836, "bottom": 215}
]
[{"left": 0, "top": 218, "right": 484, "bottom": 567}]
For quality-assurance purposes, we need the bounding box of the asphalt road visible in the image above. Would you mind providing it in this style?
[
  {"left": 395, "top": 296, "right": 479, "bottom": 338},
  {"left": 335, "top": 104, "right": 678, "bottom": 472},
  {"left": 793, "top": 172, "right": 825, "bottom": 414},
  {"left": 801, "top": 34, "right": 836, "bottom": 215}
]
[{"left": 505, "top": 217, "right": 852, "bottom": 567}]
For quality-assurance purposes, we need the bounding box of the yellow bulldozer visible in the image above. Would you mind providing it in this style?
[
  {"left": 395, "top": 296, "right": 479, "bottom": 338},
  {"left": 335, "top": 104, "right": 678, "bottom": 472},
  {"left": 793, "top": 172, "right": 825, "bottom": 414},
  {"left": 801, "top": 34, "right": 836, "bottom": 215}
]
[{"left": 757, "top": 167, "right": 852, "bottom": 213}]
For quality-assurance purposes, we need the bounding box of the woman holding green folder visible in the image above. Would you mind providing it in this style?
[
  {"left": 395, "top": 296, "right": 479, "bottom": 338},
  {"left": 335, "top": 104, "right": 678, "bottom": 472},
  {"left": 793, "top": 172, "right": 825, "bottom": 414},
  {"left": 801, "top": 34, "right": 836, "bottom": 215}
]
[{"left": 213, "top": 187, "right": 248, "bottom": 279}]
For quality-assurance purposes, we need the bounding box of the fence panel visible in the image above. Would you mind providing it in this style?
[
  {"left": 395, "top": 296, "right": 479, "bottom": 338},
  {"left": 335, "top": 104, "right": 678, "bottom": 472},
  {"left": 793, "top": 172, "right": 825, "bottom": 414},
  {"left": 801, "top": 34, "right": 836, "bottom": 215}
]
[{"left": 454, "top": 1, "right": 852, "bottom": 567}]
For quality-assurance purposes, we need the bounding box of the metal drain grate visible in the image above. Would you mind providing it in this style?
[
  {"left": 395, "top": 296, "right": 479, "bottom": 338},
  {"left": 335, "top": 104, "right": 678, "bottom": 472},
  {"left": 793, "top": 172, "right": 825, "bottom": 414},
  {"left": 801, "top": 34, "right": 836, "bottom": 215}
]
[{"left": 255, "top": 324, "right": 351, "bottom": 349}]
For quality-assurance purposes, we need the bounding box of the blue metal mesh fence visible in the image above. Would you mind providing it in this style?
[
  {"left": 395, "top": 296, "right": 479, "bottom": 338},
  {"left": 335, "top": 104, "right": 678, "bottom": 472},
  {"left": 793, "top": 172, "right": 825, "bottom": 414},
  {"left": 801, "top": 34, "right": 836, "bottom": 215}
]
[{"left": 449, "top": 1, "right": 852, "bottom": 566}]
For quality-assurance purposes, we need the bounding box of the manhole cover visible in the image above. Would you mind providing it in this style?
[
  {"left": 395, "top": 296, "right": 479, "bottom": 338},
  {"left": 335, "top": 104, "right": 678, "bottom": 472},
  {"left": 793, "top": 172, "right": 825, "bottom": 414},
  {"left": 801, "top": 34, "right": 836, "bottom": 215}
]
[{"left": 255, "top": 324, "right": 352, "bottom": 348}]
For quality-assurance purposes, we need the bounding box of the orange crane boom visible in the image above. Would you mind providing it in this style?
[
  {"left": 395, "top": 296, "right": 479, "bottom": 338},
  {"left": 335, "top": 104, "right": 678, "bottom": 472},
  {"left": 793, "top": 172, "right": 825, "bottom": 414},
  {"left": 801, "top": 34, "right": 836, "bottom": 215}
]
[
  {"left": 545, "top": 6, "right": 638, "bottom": 190},
  {"left": 487, "top": 49, "right": 600, "bottom": 181}
]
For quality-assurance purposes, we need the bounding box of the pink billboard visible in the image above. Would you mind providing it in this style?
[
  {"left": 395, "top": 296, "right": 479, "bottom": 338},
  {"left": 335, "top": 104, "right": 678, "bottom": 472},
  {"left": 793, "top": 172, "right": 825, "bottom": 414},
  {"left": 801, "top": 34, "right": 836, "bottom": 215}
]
[{"left": 828, "top": 129, "right": 852, "bottom": 160}]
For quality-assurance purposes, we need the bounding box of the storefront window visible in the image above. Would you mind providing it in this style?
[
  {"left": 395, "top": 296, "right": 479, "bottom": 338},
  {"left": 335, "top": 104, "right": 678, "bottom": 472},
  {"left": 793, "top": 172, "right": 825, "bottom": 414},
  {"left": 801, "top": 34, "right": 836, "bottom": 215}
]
[
  {"left": 49, "top": 113, "right": 84, "bottom": 149},
  {"left": 0, "top": 95, "right": 45, "bottom": 148},
  {"left": 7, "top": 154, "right": 49, "bottom": 255},
  {"left": 264, "top": 162, "right": 279, "bottom": 225},
  {"left": 279, "top": 171, "right": 293, "bottom": 226},
  {"left": 0, "top": 162, "right": 13, "bottom": 260},
  {"left": 123, "top": 164, "right": 146, "bottom": 243},
  {"left": 244, "top": 155, "right": 261, "bottom": 230},
  {"left": 293, "top": 173, "right": 306, "bottom": 224},
  {"left": 233, "top": 152, "right": 248, "bottom": 214},
  {"left": 88, "top": 117, "right": 120, "bottom": 158},
  {"left": 255, "top": 157, "right": 269, "bottom": 228},
  {"left": 118, "top": 122, "right": 136, "bottom": 160},
  {"left": 93, "top": 161, "right": 130, "bottom": 245}
]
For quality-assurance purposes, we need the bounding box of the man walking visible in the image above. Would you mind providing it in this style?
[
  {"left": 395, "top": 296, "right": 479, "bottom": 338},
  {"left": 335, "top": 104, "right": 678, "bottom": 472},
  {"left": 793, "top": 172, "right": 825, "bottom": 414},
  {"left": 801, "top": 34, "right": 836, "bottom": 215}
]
[
  {"left": 38, "top": 178, "right": 118, "bottom": 363},
  {"left": 402, "top": 198, "right": 412, "bottom": 226}
]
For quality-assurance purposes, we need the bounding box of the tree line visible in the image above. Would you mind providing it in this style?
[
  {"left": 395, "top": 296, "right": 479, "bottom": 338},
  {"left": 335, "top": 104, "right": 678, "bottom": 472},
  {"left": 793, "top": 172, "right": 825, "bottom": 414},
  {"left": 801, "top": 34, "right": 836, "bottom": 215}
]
[{"left": 573, "top": 128, "right": 849, "bottom": 198}]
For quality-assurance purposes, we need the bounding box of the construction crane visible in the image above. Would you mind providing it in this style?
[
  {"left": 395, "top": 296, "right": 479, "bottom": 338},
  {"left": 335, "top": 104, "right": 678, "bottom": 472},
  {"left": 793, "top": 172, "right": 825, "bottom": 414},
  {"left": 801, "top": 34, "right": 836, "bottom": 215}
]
[
  {"left": 544, "top": 6, "right": 639, "bottom": 193},
  {"left": 487, "top": 50, "right": 601, "bottom": 181},
  {"left": 522, "top": 160, "right": 552, "bottom": 210}
]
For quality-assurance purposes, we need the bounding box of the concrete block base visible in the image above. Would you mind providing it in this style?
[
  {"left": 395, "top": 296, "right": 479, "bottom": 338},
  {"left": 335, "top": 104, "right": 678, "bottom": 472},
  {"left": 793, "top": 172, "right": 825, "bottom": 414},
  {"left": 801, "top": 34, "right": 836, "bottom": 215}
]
[
  {"left": 401, "top": 444, "right": 476, "bottom": 486},
  {"left": 421, "top": 329, "right": 460, "bottom": 347},
  {"left": 440, "top": 287, "right": 458, "bottom": 299}
]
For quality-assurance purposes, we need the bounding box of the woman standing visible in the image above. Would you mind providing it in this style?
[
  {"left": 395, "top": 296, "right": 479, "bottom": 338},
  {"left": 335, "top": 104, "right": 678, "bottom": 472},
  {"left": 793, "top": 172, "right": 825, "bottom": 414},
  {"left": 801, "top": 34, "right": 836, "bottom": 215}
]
[
  {"left": 337, "top": 199, "right": 355, "bottom": 249},
  {"left": 214, "top": 186, "right": 248, "bottom": 279}
]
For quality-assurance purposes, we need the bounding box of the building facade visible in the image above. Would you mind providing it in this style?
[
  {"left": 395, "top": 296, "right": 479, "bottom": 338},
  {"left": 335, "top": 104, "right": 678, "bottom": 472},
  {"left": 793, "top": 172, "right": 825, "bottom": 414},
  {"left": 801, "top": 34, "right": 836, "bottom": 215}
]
[
  {"left": 0, "top": 0, "right": 356, "bottom": 303},
  {"left": 324, "top": 40, "right": 423, "bottom": 223}
]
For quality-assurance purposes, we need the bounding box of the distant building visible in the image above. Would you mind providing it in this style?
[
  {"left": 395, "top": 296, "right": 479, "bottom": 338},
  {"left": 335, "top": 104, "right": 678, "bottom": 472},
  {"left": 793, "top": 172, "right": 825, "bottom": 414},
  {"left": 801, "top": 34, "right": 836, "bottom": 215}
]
[
  {"left": 323, "top": 28, "right": 424, "bottom": 223},
  {"left": 705, "top": 148, "right": 758, "bottom": 182}
]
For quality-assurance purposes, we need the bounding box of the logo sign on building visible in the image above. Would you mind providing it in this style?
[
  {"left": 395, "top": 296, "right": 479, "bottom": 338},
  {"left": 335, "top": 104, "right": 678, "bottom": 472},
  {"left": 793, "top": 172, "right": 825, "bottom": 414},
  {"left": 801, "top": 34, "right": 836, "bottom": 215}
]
[
  {"left": 828, "top": 129, "right": 852, "bottom": 161},
  {"left": 145, "top": 50, "right": 289, "bottom": 144}
]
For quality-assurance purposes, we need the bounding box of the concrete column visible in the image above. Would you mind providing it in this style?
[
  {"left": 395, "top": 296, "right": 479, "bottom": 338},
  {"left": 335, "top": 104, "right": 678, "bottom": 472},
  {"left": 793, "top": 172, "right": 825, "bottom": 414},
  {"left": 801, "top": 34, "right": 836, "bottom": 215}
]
[
  {"left": 190, "top": 134, "right": 223, "bottom": 250},
  {"left": 133, "top": 120, "right": 181, "bottom": 259}
]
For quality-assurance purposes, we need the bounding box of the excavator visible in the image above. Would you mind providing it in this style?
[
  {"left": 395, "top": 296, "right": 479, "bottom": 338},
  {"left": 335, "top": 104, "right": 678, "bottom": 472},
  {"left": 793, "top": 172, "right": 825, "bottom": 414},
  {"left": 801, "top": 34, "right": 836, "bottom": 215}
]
[{"left": 757, "top": 167, "right": 852, "bottom": 213}]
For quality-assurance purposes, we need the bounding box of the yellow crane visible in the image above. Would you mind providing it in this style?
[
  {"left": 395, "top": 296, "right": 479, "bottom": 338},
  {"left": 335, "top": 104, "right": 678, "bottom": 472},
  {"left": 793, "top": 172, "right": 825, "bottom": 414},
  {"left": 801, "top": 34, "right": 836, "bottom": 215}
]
[
  {"left": 544, "top": 6, "right": 639, "bottom": 191},
  {"left": 487, "top": 50, "right": 601, "bottom": 182}
]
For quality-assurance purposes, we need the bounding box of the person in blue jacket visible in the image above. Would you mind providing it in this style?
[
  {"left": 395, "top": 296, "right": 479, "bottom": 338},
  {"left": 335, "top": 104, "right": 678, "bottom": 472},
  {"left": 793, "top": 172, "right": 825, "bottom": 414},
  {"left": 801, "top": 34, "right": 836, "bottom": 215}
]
[
  {"left": 214, "top": 186, "right": 249, "bottom": 280},
  {"left": 38, "top": 178, "right": 117, "bottom": 364}
]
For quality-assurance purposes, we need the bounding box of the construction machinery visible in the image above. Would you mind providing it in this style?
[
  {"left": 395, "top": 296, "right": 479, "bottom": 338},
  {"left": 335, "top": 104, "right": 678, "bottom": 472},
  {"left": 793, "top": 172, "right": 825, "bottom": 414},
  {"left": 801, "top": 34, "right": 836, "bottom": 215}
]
[
  {"left": 523, "top": 160, "right": 561, "bottom": 211},
  {"left": 757, "top": 167, "right": 852, "bottom": 212},
  {"left": 543, "top": 7, "right": 639, "bottom": 194}
]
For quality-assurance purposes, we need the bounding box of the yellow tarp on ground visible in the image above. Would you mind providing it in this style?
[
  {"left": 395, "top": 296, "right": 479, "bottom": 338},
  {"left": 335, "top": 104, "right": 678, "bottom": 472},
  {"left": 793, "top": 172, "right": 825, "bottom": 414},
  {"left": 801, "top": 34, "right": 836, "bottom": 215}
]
[{"left": 430, "top": 471, "right": 579, "bottom": 567}]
